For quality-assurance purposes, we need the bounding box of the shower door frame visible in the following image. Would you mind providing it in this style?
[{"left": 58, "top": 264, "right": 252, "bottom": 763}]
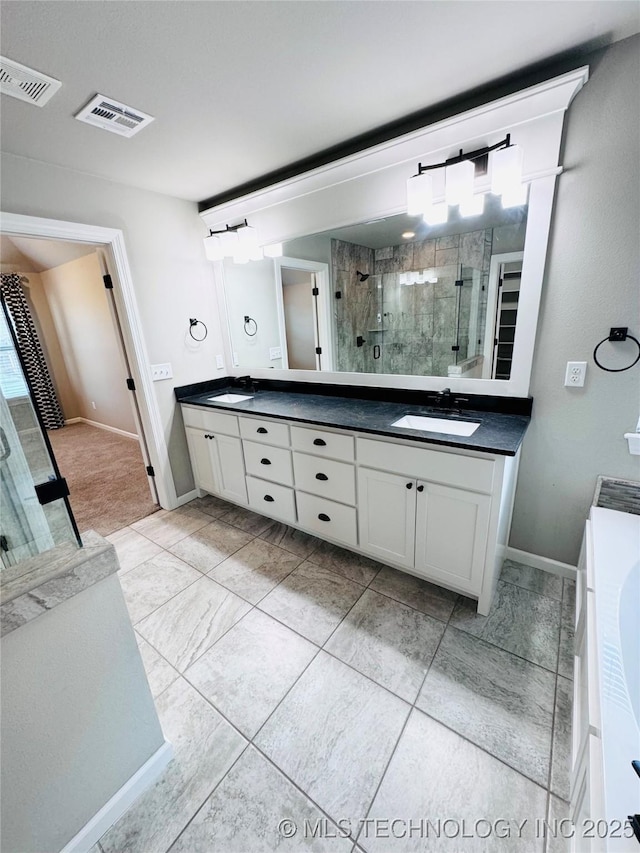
[{"left": 0, "top": 212, "right": 177, "bottom": 510}]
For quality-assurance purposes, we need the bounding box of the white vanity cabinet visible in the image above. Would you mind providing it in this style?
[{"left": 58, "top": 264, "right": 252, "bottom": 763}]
[
  {"left": 181, "top": 404, "right": 520, "bottom": 614},
  {"left": 182, "top": 406, "right": 248, "bottom": 505}
]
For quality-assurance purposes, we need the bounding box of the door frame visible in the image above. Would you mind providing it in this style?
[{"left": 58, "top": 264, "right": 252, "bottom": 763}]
[
  {"left": 273, "top": 257, "right": 333, "bottom": 371},
  {"left": 482, "top": 251, "right": 524, "bottom": 380},
  {"left": 0, "top": 211, "right": 175, "bottom": 509}
]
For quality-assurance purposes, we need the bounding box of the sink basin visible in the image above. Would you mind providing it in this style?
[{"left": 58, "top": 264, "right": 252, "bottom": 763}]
[
  {"left": 207, "top": 393, "right": 253, "bottom": 403},
  {"left": 391, "top": 414, "right": 481, "bottom": 436}
]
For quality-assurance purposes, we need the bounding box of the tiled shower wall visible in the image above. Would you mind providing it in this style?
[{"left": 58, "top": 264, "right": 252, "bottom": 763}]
[{"left": 332, "top": 231, "right": 492, "bottom": 376}]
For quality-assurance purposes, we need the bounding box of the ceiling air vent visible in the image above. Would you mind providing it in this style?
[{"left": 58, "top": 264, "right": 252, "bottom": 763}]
[
  {"left": 75, "top": 94, "right": 154, "bottom": 138},
  {"left": 0, "top": 56, "right": 61, "bottom": 107}
]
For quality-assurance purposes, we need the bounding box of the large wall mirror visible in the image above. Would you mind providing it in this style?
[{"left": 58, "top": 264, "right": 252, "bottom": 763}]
[
  {"left": 222, "top": 195, "right": 526, "bottom": 382},
  {"left": 206, "top": 66, "right": 588, "bottom": 397}
]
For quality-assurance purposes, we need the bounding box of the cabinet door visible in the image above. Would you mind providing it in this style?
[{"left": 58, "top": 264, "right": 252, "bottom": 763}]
[
  {"left": 214, "top": 433, "right": 248, "bottom": 505},
  {"left": 357, "top": 467, "right": 416, "bottom": 568},
  {"left": 185, "top": 426, "right": 217, "bottom": 494},
  {"left": 414, "top": 482, "right": 490, "bottom": 595}
]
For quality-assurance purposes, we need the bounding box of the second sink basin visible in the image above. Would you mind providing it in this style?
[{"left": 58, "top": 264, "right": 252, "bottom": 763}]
[
  {"left": 392, "top": 414, "right": 481, "bottom": 436},
  {"left": 207, "top": 393, "right": 254, "bottom": 403}
]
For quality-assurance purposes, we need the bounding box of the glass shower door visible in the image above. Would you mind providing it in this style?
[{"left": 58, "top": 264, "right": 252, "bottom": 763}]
[{"left": 0, "top": 306, "right": 80, "bottom": 568}]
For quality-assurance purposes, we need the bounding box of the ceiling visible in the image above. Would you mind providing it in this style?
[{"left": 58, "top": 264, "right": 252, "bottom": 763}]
[
  {"left": 1, "top": 1, "right": 638, "bottom": 204},
  {"left": 0, "top": 236, "right": 96, "bottom": 273}
]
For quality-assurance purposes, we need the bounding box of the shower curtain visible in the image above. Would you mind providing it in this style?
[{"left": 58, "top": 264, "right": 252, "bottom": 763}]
[{"left": 0, "top": 273, "right": 65, "bottom": 430}]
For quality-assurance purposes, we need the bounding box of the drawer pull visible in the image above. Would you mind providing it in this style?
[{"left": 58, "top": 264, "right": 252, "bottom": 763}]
[
  {"left": 406, "top": 482, "right": 413, "bottom": 489},
  {"left": 417, "top": 484, "right": 424, "bottom": 492},
  {"left": 263, "top": 494, "right": 275, "bottom": 502},
  {"left": 257, "top": 427, "right": 268, "bottom": 434},
  {"left": 260, "top": 458, "right": 272, "bottom": 465},
  {"left": 313, "top": 438, "right": 326, "bottom": 446},
  {"left": 315, "top": 472, "right": 328, "bottom": 481},
  {"left": 318, "top": 512, "right": 331, "bottom": 522}
]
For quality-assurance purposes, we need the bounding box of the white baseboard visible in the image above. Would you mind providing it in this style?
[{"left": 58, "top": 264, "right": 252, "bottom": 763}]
[
  {"left": 65, "top": 417, "right": 138, "bottom": 440},
  {"left": 505, "top": 547, "right": 577, "bottom": 580},
  {"left": 60, "top": 740, "right": 173, "bottom": 853}
]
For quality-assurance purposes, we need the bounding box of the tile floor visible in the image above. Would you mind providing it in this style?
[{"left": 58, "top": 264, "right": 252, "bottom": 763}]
[{"left": 100, "top": 496, "right": 575, "bottom": 852}]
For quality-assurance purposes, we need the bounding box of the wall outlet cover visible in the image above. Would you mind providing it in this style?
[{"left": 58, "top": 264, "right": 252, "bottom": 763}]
[
  {"left": 564, "top": 361, "right": 587, "bottom": 387},
  {"left": 269, "top": 346, "right": 282, "bottom": 360}
]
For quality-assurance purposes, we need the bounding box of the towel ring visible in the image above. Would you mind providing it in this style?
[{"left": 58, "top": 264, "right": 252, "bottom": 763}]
[
  {"left": 244, "top": 315, "right": 258, "bottom": 337},
  {"left": 189, "top": 318, "right": 208, "bottom": 341},
  {"left": 593, "top": 329, "right": 640, "bottom": 372}
]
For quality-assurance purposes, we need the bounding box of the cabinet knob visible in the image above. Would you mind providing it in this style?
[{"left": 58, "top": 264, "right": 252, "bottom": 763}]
[
  {"left": 313, "top": 438, "right": 326, "bottom": 446},
  {"left": 318, "top": 513, "right": 331, "bottom": 522},
  {"left": 257, "top": 427, "right": 268, "bottom": 434},
  {"left": 315, "top": 473, "right": 329, "bottom": 481},
  {"left": 260, "top": 458, "right": 271, "bottom": 465},
  {"left": 263, "top": 495, "right": 274, "bottom": 502},
  {"left": 417, "top": 484, "right": 424, "bottom": 492},
  {"left": 406, "top": 482, "right": 413, "bottom": 489}
]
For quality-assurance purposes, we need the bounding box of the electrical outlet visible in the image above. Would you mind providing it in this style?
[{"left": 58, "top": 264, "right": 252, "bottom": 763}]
[
  {"left": 564, "top": 361, "right": 587, "bottom": 387},
  {"left": 216, "top": 354, "right": 224, "bottom": 370},
  {"left": 269, "top": 346, "right": 282, "bottom": 360},
  {"left": 151, "top": 363, "right": 173, "bottom": 381}
]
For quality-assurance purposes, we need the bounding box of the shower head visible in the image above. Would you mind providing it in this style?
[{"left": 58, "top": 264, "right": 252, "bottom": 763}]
[{"left": 356, "top": 270, "right": 370, "bottom": 282}]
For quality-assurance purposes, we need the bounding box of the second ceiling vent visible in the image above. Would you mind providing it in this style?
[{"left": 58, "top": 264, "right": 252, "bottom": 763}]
[
  {"left": 75, "top": 94, "right": 154, "bottom": 138},
  {"left": 0, "top": 56, "right": 61, "bottom": 107}
]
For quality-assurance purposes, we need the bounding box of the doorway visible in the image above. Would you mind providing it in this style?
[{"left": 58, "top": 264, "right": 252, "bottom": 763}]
[{"left": 0, "top": 213, "right": 171, "bottom": 539}]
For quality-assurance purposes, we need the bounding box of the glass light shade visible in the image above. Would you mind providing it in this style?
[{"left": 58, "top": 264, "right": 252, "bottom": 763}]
[
  {"left": 406, "top": 173, "right": 432, "bottom": 216},
  {"left": 502, "top": 182, "right": 529, "bottom": 209},
  {"left": 232, "top": 250, "right": 250, "bottom": 264},
  {"left": 399, "top": 272, "right": 408, "bottom": 285},
  {"left": 423, "top": 200, "right": 448, "bottom": 226},
  {"left": 203, "top": 234, "right": 224, "bottom": 261},
  {"left": 491, "top": 145, "right": 523, "bottom": 195},
  {"left": 236, "top": 224, "right": 258, "bottom": 244},
  {"left": 248, "top": 245, "right": 264, "bottom": 261},
  {"left": 460, "top": 192, "right": 485, "bottom": 217},
  {"left": 445, "top": 159, "right": 475, "bottom": 206},
  {"left": 219, "top": 230, "right": 238, "bottom": 253},
  {"left": 263, "top": 243, "right": 283, "bottom": 258}
]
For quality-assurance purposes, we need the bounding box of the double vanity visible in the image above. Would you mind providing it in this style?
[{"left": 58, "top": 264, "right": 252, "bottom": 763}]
[{"left": 176, "top": 381, "right": 530, "bottom": 615}]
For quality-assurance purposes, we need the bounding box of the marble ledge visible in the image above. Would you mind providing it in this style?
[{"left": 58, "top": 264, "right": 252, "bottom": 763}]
[
  {"left": 593, "top": 475, "right": 640, "bottom": 516},
  {"left": 1, "top": 531, "right": 119, "bottom": 638}
]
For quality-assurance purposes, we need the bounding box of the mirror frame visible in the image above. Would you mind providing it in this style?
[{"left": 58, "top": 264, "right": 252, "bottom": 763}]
[{"left": 203, "top": 66, "right": 588, "bottom": 398}]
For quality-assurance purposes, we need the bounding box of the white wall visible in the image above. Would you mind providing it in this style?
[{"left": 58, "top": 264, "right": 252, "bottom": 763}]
[
  {"left": 41, "top": 252, "right": 135, "bottom": 433},
  {"left": 510, "top": 35, "right": 640, "bottom": 564},
  {"left": 0, "top": 154, "right": 226, "bottom": 498}
]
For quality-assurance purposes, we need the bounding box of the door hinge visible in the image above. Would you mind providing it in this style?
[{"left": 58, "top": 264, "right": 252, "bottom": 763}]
[
  {"left": 146, "top": 465, "right": 155, "bottom": 477},
  {"left": 455, "top": 279, "right": 464, "bottom": 287},
  {"left": 35, "top": 477, "right": 70, "bottom": 506},
  {"left": 103, "top": 274, "right": 113, "bottom": 290},
  {"left": 0, "top": 535, "right": 8, "bottom": 552},
  {"left": 335, "top": 291, "right": 342, "bottom": 299},
  {"left": 315, "top": 347, "right": 322, "bottom": 355},
  {"left": 126, "top": 377, "right": 136, "bottom": 391},
  {"left": 451, "top": 345, "right": 460, "bottom": 352},
  {"left": 311, "top": 286, "right": 319, "bottom": 296}
]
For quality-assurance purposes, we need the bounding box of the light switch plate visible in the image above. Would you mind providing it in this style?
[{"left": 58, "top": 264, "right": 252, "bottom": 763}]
[
  {"left": 151, "top": 363, "right": 173, "bottom": 381},
  {"left": 216, "top": 354, "right": 224, "bottom": 369},
  {"left": 564, "top": 361, "right": 586, "bottom": 387},
  {"left": 269, "top": 347, "right": 282, "bottom": 360}
]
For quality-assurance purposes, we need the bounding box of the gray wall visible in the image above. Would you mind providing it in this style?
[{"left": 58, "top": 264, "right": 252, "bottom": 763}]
[
  {"left": 510, "top": 34, "right": 640, "bottom": 564},
  {"left": 1, "top": 572, "right": 165, "bottom": 852}
]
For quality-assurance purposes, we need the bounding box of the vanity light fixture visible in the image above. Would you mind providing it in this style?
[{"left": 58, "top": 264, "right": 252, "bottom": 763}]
[
  {"left": 406, "top": 134, "right": 528, "bottom": 223},
  {"left": 203, "top": 220, "right": 282, "bottom": 263}
]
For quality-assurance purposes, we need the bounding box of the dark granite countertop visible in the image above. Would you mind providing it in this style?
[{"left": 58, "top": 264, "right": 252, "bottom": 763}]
[{"left": 177, "top": 384, "right": 530, "bottom": 456}]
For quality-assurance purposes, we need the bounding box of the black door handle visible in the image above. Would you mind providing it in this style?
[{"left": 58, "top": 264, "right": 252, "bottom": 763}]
[
  {"left": 417, "top": 484, "right": 424, "bottom": 492},
  {"left": 257, "top": 427, "right": 268, "bottom": 434},
  {"left": 373, "top": 344, "right": 381, "bottom": 359},
  {"left": 406, "top": 482, "right": 413, "bottom": 489},
  {"left": 356, "top": 335, "right": 366, "bottom": 347},
  {"left": 260, "top": 458, "right": 271, "bottom": 465},
  {"left": 263, "top": 494, "right": 274, "bottom": 502},
  {"left": 313, "top": 438, "right": 326, "bottom": 446},
  {"left": 315, "top": 473, "right": 328, "bottom": 481},
  {"left": 318, "top": 513, "right": 331, "bottom": 522},
  {"left": 204, "top": 434, "right": 214, "bottom": 440}
]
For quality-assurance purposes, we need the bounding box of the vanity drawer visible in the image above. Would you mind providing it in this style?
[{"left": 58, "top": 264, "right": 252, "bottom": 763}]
[
  {"left": 181, "top": 404, "right": 239, "bottom": 436},
  {"left": 357, "top": 437, "right": 494, "bottom": 494},
  {"left": 296, "top": 492, "right": 357, "bottom": 547},
  {"left": 240, "top": 417, "right": 290, "bottom": 448},
  {"left": 243, "top": 440, "right": 293, "bottom": 486},
  {"left": 293, "top": 452, "right": 356, "bottom": 505},
  {"left": 246, "top": 476, "right": 296, "bottom": 525},
  {"left": 291, "top": 426, "right": 355, "bottom": 462}
]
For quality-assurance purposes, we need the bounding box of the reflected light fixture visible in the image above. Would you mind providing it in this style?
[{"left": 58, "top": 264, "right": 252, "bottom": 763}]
[
  {"left": 406, "top": 134, "right": 528, "bottom": 225},
  {"left": 401, "top": 230, "right": 416, "bottom": 239},
  {"left": 203, "top": 220, "right": 283, "bottom": 263}
]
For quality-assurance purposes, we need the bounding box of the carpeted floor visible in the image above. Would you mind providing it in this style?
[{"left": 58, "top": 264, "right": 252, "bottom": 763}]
[{"left": 48, "top": 422, "right": 159, "bottom": 537}]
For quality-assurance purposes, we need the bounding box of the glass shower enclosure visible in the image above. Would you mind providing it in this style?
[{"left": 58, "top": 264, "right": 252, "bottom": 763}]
[{"left": 0, "top": 304, "right": 80, "bottom": 568}]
